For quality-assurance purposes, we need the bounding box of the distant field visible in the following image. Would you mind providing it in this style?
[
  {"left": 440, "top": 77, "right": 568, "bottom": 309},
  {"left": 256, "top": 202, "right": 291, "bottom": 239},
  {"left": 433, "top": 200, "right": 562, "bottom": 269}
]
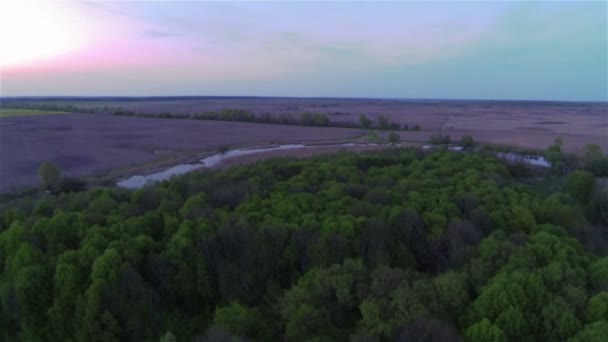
[
  {"left": 4, "top": 97, "right": 605, "bottom": 153},
  {"left": 0, "top": 108, "right": 69, "bottom": 117},
  {"left": 0, "top": 113, "right": 367, "bottom": 192},
  {"left": 1, "top": 97, "right": 606, "bottom": 193}
]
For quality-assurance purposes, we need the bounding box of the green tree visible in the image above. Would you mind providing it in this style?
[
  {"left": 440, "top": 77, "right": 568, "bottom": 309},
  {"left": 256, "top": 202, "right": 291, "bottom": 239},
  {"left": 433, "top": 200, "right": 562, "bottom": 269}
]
[
  {"left": 376, "top": 115, "right": 390, "bottom": 129},
  {"left": 541, "top": 296, "right": 581, "bottom": 340},
  {"left": 15, "top": 265, "right": 52, "bottom": 340},
  {"left": 586, "top": 292, "right": 608, "bottom": 322},
  {"left": 359, "top": 115, "right": 372, "bottom": 128},
  {"left": 589, "top": 257, "right": 608, "bottom": 291},
  {"left": 582, "top": 144, "right": 607, "bottom": 176},
  {"left": 388, "top": 132, "right": 400, "bottom": 144},
  {"left": 564, "top": 170, "right": 595, "bottom": 204},
  {"left": 465, "top": 319, "right": 508, "bottom": 342},
  {"left": 39, "top": 161, "right": 61, "bottom": 190},
  {"left": 546, "top": 138, "right": 566, "bottom": 175},
  {"left": 212, "top": 302, "right": 270, "bottom": 340},
  {"left": 159, "top": 331, "right": 176, "bottom": 342},
  {"left": 461, "top": 135, "right": 475, "bottom": 148},
  {"left": 433, "top": 271, "right": 470, "bottom": 317},
  {"left": 430, "top": 133, "right": 450, "bottom": 145},
  {"left": 359, "top": 299, "right": 392, "bottom": 337},
  {"left": 588, "top": 187, "right": 608, "bottom": 225},
  {"left": 280, "top": 260, "right": 366, "bottom": 341},
  {"left": 571, "top": 321, "right": 608, "bottom": 342}
]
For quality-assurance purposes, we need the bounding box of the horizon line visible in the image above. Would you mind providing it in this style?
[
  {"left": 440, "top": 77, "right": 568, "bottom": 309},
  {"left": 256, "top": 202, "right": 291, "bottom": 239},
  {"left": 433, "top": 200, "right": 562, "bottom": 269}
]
[{"left": 1, "top": 95, "right": 607, "bottom": 104}]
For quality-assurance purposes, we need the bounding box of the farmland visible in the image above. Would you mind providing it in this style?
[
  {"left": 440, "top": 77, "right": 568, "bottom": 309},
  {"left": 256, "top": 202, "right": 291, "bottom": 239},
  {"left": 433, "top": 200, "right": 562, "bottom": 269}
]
[
  {"left": 0, "top": 112, "right": 367, "bottom": 192},
  {"left": 6, "top": 97, "right": 606, "bottom": 150},
  {"left": 0, "top": 97, "right": 606, "bottom": 193}
]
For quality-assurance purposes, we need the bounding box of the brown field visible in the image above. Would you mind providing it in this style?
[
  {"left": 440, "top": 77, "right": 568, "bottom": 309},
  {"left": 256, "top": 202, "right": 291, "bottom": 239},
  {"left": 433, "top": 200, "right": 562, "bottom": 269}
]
[
  {"left": 1, "top": 97, "right": 606, "bottom": 193},
  {"left": 0, "top": 113, "right": 365, "bottom": 192},
  {"left": 18, "top": 97, "right": 606, "bottom": 151}
]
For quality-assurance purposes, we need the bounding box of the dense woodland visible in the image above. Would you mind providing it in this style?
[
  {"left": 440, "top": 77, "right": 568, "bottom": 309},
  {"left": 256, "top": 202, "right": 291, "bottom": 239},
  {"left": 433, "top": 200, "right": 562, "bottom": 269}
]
[{"left": 1, "top": 147, "right": 607, "bottom": 341}]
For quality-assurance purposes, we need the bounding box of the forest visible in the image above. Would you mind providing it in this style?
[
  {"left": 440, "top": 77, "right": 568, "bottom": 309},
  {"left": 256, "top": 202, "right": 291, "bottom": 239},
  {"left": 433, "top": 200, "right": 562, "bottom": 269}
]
[{"left": 0, "top": 147, "right": 607, "bottom": 341}]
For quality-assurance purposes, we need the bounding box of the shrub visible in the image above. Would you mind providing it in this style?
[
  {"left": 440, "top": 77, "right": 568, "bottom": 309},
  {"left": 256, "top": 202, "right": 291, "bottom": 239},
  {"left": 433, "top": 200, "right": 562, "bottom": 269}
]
[
  {"left": 38, "top": 162, "right": 61, "bottom": 190},
  {"left": 564, "top": 170, "right": 595, "bottom": 204},
  {"left": 430, "top": 133, "right": 450, "bottom": 145},
  {"left": 376, "top": 115, "right": 390, "bottom": 129},
  {"left": 461, "top": 135, "right": 475, "bottom": 148},
  {"left": 359, "top": 115, "right": 372, "bottom": 128},
  {"left": 388, "top": 132, "right": 400, "bottom": 144}
]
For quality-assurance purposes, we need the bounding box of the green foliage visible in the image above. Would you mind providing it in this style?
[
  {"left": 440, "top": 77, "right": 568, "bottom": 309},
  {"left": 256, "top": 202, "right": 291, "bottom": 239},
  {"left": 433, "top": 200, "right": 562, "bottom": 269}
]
[
  {"left": 587, "top": 187, "right": 608, "bottom": 225},
  {"left": 572, "top": 321, "right": 608, "bottom": 342},
  {"left": 465, "top": 318, "right": 508, "bottom": 342},
  {"left": 359, "top": 115, "right": 372, "bottom": 128},
  {"left": 546, "top": 137, "right": 567, "bottom": 175},
  {"left": 299, "top": 112, "right": 330, "bottom": 126},
  {"left": 159, "top": 331, "right": 176, "bottom": 342},
  {"left": 589, "top": 257, "right": 608, "bottom": 291},
  {"left": 565, "top": 170, "right": 595, "bottom": 204},
  {"left": 586, "top": 292, "right": 608, "bottom": 322},
  {"left": 430, "top": 133, "right": 451, "bottom": 145},
  {"left": 0, "top": 149, "right": 605, "bottom": 340},
  {"left": 376, "top": 115, "right": 390, "bottom": 129},
  {"left": 388, "top": 132, "right": 400, "bottom": 144},
  {"left": 38, "top": 162, "right": 61, "bottom": 190},
  {"left": 461, "top": 135, "right": 475, "bottom": 148},
  {"left": 212, "top": 302, "right": 270, "bottom": 340},
  {"left": 582, "top": 144, "right": 608, "bottom": 176}
]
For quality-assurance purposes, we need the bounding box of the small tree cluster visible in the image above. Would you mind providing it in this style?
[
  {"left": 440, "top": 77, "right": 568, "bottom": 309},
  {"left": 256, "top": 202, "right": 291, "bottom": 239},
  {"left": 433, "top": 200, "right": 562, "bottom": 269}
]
[
  {"left": 388, "top": 132, "right": 400, "bottom": 144},
  {"left": 461, "top": 135, "right": 476, "bottom": 148},
  {"left": 430, "top": 133, "right": 451, "bottom": 145},
  {"left": 38, "top": 162, "right": 85, "bottom": 194}
]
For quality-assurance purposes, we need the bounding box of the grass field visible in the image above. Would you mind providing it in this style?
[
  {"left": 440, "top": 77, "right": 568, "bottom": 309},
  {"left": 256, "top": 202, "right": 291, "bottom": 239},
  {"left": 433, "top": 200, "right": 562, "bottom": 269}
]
[
  {"left": 0, "top": 108, "right": 69, "bottom": 118},
  {"left": 6, "top": 97, "right": 605, "bottom": 153},
  {"left": 0, "top": 113, "right": 366, "bottom": 192}
]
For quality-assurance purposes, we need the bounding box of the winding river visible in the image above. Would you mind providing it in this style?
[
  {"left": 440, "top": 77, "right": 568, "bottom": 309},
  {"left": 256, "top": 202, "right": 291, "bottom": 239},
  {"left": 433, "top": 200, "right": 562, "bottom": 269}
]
[
  {"left": 117, "top": 143, "right": 550, "bottom": 189},
  {"left": 117, "top": 143, "right": 379, "bottom": 189}
]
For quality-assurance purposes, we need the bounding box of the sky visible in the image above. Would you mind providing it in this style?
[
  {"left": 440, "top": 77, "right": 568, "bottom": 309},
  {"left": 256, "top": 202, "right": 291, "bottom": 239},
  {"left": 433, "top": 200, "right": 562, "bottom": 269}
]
[{"left": 0, "top": 1, "right": 606, "bottom": 101}]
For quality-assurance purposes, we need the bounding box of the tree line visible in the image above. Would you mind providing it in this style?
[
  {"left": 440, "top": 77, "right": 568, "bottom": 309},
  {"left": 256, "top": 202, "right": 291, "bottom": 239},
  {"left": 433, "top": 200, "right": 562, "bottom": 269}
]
[{"left": 5, "top": 103, "right": 421, "bottom": 131}]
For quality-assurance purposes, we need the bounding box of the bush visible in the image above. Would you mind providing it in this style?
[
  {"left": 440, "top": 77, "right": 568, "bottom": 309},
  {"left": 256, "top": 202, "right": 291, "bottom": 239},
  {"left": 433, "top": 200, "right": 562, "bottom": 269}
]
[
  {"left": 461, "top": 135, "right": 475, "bottom": 148},
  {"left": 38, "top": 162, "right": 61, "bottom": 190},
  {"left": 430, "top": 133, "right": 450, "bottom": 145},
  {"left": 53, "top": 177, "right": 86, "bottom": 194},
  {"left": 389, "top": 122, "right": 401, "bottom": 130},
  {"left": 388, "top": 132, "right": 400, "bottom": 144},
  {"left": 564, "top": 170, "right": 595, "bottom": 204},
  {"left": 376, "top": 115, "right": 390, "bottom": 129},
  {"left": 582, "top": 144, "right": 608, "bottom": 176},
  {"left": 359, "top": 115, "right": 372, "bottom": 128}
]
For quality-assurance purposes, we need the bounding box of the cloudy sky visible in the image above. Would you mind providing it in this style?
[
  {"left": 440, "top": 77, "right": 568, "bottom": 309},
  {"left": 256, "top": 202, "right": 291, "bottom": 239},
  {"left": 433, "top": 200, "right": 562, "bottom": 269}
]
[{"left": 1, "top": 1, "right": 606, "bottom": 101}]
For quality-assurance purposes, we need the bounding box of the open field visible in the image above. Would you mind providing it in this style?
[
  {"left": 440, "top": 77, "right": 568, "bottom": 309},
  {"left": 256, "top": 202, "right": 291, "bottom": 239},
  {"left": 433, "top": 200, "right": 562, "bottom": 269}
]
[
  {"left": 6, "top": 97, "right": 606, "bottom": 150},
  {"left": 0, "top": 113, "right": 366, "bottom": 192},
  {"left": 0, "top": 108, "right": 69, "bottom": 117},
  {"left": 1, "top": 97, "right": 606, "bottom": 193}
]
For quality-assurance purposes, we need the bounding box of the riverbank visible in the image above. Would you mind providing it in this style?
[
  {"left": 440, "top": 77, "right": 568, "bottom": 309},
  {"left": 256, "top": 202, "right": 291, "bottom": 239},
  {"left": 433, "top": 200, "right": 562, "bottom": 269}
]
[{"left": 116, "top": 142, "right": 417, "bottom": 189}]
